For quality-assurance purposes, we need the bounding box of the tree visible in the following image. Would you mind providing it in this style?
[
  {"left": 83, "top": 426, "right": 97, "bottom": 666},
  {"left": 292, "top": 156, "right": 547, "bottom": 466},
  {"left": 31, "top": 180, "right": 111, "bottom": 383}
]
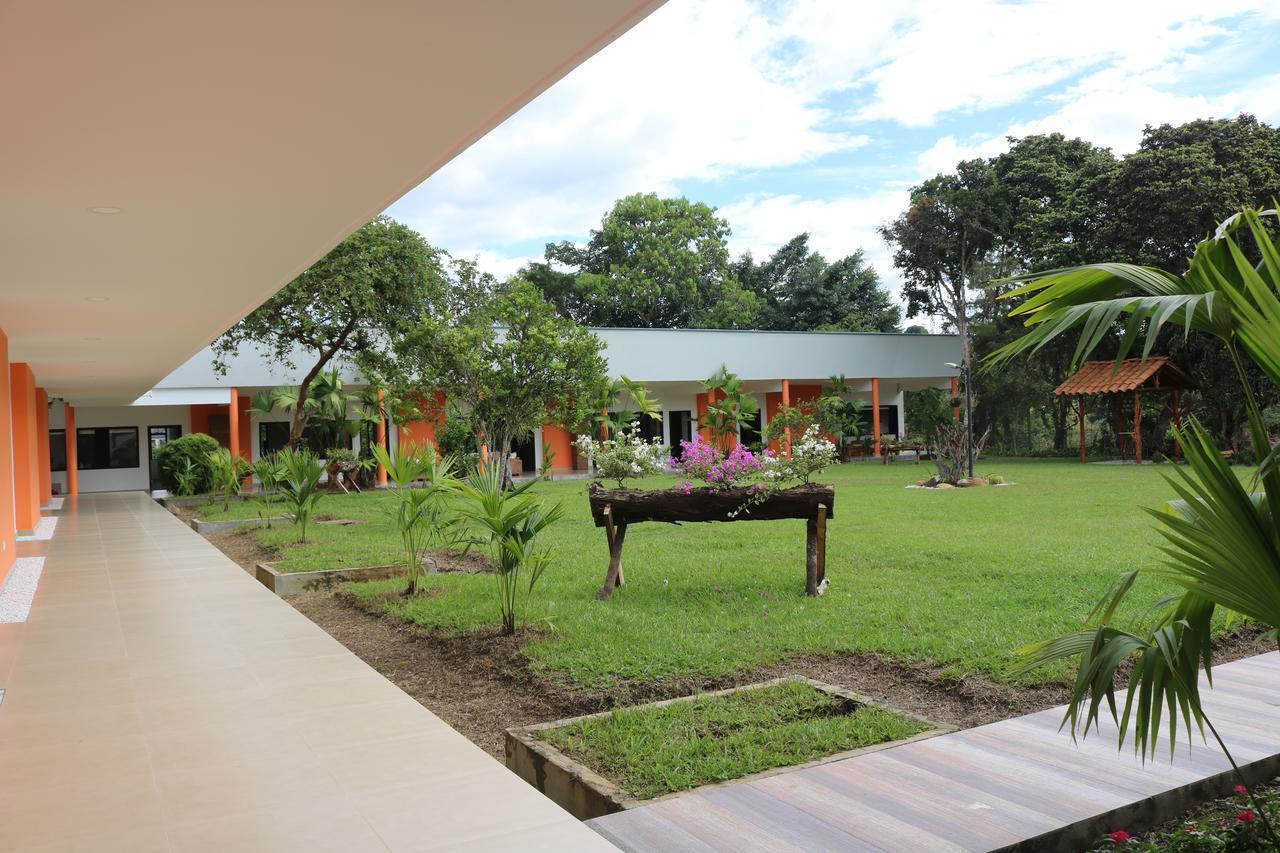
[
  {"left": 732, "top": 234, "right": 900, "bottom": 331},
  {"left": 528, "top": 193, "right": 745, "bottom": 328},
  {"left": 213, "top": 215, "right": 445, "bottom": 448},
  {"left": 392, "top": 280, "right": 608, "bottom": 489},
  {"left": 879, "top": 159, "right": 1005, "bottom": 368},
  {"left": 990, "top": 208, "right": 1280, "bottom": 839}
]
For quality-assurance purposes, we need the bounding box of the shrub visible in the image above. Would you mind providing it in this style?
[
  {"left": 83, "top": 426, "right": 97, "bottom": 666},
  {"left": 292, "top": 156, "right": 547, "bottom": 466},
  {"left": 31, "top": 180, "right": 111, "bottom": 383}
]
[
  {"left": 372, "top": 442, "right": 459, "bottom": 595},
  {"left": 574, "top": 427, "right": 666, "bottom": 488},
  {"left": 250, "top": 454, "right": 286, "bottom": 526},
  {"left": 761, "top": 425, "right": 838, "bottom": 485},
  {"left": 435, "top": 416, "right": 478, "bottom": 461},
  {"left": 206, "top": 448, "right": 249, "bottom": 510},
  {"left": 154, "top": 433, "right": 221, "bottom": 494},
  {"left": 670, "top": 436, "right": 768, "bottom": 491}
]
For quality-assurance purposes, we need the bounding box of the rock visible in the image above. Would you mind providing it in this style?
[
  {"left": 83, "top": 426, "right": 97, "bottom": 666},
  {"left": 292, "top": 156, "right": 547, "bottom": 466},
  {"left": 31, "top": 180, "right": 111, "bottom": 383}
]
[
  {"left": 957, "top": 477, "right": 990, "bottom": 487},
  {"left": 936, "top": 482, "right": 955, "bottom": 489}
]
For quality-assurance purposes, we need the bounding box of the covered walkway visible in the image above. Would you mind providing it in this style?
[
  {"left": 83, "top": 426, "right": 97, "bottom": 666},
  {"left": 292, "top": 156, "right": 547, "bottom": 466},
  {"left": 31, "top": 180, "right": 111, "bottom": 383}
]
[{"left": 0, "top": 492, "right": 610, "bottom": 852}]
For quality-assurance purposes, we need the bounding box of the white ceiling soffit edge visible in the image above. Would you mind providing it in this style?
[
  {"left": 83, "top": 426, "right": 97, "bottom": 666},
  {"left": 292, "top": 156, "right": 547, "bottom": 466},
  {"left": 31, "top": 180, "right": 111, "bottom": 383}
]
[{"left": 0, "top": 0, "right": 666, "bottom": 406}]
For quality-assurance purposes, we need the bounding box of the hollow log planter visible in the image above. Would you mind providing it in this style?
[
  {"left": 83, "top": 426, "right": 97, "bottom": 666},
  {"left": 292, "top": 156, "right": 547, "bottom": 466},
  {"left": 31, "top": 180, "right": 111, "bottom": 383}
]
[{"left": 587, "top": 482, "right": 835, "bottom": 600}]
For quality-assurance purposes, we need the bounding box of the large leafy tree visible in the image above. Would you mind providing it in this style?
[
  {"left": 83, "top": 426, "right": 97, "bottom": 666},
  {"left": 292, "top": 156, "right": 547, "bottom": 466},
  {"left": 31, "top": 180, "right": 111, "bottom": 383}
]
[
  {"left": 990, "top": 209, "right": 1280, "bottom": 837},
  {"left": 733, "top": 234, "right": 900, "bottom": 331},
  {"left": 879, "top": 159, "right": 1005, "bottom": 368},
  {"left": 527, "top": 193, "right": 750, "bottom": 328},
  {"left": 392, "top": 280, "right": 608, "bottom": 489},
  {"left": 213, "top": 215, "right": 445, "bottom": 447}
]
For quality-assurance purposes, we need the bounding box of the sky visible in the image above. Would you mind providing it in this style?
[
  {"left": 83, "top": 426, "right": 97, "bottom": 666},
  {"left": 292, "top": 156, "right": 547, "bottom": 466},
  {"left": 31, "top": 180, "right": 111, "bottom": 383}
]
[{"left": 386, "top": 0, "right": 1280, "bottom": 309}]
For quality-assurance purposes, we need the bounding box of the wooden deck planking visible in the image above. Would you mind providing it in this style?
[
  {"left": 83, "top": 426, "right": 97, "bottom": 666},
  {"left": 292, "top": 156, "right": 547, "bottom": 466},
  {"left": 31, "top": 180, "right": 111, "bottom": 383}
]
[{"left": 589, "top": 652, "right": 1280, "bottom": 852}]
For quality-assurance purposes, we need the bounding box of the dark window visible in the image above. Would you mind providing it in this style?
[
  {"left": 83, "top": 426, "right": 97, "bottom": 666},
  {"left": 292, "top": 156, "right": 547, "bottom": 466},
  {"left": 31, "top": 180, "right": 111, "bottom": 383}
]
[
  {"left": 259, "top": 421, "right": 352, "bottom": 456},
  {"left": 876, "top": 405, "right": 900, "bottom": 438},
  {"left": 50, "top": 429, "right": 66, "bottom": 472},
  {"left": 739, "top": 409, "right": 763, "bottom": 450},
  {"left": 636, "top": 412, "right": 664, "bottom": 443},
  {"left": 76, "top": 427, "right": 140, "bottom": 470}
]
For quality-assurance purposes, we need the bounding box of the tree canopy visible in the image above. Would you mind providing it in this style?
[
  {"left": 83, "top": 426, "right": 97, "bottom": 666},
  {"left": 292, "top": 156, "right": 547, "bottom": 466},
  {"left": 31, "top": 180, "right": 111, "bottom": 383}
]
[
  {"left": 391, "top": 280, "right": 608, "bottom": 488},
  {"left": 212, "top": 215, "right": 445, "bottom": 447}
]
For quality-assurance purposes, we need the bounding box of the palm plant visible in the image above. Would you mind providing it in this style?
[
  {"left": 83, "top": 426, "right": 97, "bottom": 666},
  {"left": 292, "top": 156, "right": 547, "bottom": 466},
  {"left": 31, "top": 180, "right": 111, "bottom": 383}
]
[
  {"left": 250, "top": 454, "right": 286, "bottom": 527},
  {"left": 372, "top": 442, "right": 459, "bottom": 595},
  {"left": 455, "top": 464, "right": 564, "bottom": 635},
  {"left": 277, "top": 447, "right": 325, "bottom": 542},
  {"left": 989, "top": 208, "right": 1280, "bottom": 838},
  {"left": 595, "top": 376, "right": 662, "bottom": 438},
  {"left": 206, "top": 448, "right": 248, "bottom": 511},
  {"left": 701, "top": 365, "right": 759, "bottom": 449},
  {"left": 173, "top": 457, "right": 202, "bottom": 497}
]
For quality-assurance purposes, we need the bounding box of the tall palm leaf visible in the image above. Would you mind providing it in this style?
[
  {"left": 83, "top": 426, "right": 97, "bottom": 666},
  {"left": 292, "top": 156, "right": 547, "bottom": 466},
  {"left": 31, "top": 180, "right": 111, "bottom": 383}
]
[{"left": 993, "top": 208, "right": 1280, "bottom": 838}]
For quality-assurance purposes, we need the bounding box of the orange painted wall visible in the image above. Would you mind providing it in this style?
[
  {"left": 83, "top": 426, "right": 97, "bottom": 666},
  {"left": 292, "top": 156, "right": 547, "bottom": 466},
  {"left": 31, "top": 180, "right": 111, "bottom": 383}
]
[
  {"left": 234, "top": 394, "right": 251, "bottom": 460},
  {"left": 397, "top": 390, "right": 446, "bottom": 452},
  {"left": 0, "top": 329, "right": 15, "bottom": 579},
  {"left": 9, "top": 363, "right": 40, "bottom": 533},
  {"left": 540, "top": 423, "right": 575, "bottom": 473},
  {"left": 189, "top": 403, "right": 219, "bottom": 439},
  {"left": 35, "top": 388, "right": 51, "bottom": 504},
  {"left": 765, "top": 391, "right": 783, "bottom": 455}
]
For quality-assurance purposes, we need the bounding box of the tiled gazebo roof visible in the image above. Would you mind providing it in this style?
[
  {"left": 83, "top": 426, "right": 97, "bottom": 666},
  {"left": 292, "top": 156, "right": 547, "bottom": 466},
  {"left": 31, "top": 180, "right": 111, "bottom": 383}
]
[{"left": 1054, "top": 357, "right": 1198, "bottom": 396}]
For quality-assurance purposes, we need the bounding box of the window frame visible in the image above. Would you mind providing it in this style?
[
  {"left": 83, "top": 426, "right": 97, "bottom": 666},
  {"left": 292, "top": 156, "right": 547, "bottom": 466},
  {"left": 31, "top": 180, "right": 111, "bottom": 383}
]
[{"left": 75, "top": 426, "right": 141, "bottom": 471}]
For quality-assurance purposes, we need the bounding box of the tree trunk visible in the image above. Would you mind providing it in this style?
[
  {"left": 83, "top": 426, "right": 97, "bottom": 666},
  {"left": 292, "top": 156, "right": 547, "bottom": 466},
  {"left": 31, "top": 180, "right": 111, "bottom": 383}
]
[{"left": 499, "top": 435, "right": 514, "bottom": 492}]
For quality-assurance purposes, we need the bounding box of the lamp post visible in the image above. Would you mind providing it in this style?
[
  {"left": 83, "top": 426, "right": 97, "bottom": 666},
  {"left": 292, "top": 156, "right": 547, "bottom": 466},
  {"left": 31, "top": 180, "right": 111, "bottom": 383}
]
[{"left": 945, "top": 360, "right": 973, "bottom": 478}]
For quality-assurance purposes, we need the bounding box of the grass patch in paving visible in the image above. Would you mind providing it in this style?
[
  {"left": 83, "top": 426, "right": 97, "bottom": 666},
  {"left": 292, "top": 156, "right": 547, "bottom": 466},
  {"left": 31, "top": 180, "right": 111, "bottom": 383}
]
[
  {"left": 538, "top": 679, "right": 929, "bottom": 800},
  {"left": 197, "top": 460, "right": 1250, "bottom": 689}
]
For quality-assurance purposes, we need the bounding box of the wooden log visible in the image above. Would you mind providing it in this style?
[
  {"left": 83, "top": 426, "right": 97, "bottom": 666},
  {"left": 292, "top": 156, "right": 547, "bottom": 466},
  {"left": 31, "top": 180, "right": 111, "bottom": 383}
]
[
  {"left": 815, "top": 503, "right": 827, "bottom": 591},
  {"left": 596, "top": 505, "right": 628, "bottom": 600},
  {"left": 806, "top": 516, "right": 818, "bottom": 595},
  {"left": 587, "top": 482, "right": 835, "bottom": 527}
]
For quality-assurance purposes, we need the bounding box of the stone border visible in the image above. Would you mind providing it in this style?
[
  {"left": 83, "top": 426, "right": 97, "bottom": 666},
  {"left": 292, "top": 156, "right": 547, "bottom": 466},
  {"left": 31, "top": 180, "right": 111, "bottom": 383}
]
[
  {"left": 505, "top": 676, "right": 952, "bottom": 821},
  {"left": 158, "top": 494, "right": 251, "bottom": 509},
  {"left": 255, "top": 561, "right": 405, "bottom": 596},
  {"left": 189, "top": 516, "right": 289, "bottom": 535}
]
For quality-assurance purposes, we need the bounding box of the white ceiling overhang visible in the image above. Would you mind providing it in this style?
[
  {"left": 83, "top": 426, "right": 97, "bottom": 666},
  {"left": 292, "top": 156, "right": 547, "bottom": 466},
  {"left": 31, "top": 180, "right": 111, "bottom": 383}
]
[{"left": 0, "top": 0, "right": 664, "bottom": 404}]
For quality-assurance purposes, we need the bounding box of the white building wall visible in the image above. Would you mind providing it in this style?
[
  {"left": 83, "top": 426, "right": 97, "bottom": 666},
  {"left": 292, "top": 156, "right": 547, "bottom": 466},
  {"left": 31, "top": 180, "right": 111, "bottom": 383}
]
[{"left": 49, "top": 403, "right": 191, "bottom": 493}]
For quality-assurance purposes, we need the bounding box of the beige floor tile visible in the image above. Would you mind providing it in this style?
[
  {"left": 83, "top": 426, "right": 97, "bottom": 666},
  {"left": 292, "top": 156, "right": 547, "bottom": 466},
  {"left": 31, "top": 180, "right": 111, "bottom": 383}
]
[{"left": 164, "top": 802, "right": 388, "bottom": 853}]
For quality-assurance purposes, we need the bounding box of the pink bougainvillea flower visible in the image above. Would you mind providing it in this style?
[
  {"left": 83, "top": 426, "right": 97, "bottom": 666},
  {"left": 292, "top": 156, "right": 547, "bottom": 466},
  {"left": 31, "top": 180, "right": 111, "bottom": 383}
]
[
  {"left": 1237, "top": 810, "right": 1256, "bottom": 823},
  {"left": 1107, "top": 830, "right": 1131, "bottom": 842}
]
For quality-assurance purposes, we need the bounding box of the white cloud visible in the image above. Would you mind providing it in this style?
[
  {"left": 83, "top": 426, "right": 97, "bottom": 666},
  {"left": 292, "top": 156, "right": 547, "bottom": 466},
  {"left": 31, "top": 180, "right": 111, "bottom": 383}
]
[{"left": 386, "top": 0, "right": 1280, "bottom": 285}]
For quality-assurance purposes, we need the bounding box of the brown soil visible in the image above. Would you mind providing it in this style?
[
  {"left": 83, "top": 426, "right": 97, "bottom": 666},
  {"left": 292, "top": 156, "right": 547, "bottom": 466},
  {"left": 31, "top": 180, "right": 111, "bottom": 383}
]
[
  {"left": 206, "top": 527, "right": 281, "bottom": 572},
  {"left": 287, "top": 590, "right": 1276, "bottom": 760}
]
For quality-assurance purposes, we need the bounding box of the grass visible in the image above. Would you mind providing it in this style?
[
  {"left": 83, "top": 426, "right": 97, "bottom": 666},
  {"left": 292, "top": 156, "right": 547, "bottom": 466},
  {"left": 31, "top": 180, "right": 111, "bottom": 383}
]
[
  {"left": 537, "top": 679, "right": 929, "bottom": 800},
  {"left": 199, "top": 459, "right": 1246, "bottom": 690}
]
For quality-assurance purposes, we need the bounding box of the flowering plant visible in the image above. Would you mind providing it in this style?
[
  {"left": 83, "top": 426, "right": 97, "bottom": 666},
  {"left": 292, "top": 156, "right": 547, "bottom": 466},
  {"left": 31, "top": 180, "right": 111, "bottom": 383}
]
[
  {"left": 575, "top": 428, "right": 666, "bottom": 488},
  {"left": 670, "top": 436, "right": 768, "bottom": 490},
  {"left": 761, "top": 425, "right": 838, "bottom": 485}
]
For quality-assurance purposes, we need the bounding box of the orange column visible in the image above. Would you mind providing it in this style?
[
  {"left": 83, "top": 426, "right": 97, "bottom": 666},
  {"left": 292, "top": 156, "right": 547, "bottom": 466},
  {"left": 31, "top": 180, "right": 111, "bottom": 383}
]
[
  {"left": 375, "top": 389, "right": 388, "bottom": 486},
  {"left": 0, "top": 329, "right": 14, "bottom": 577},
  {"left": 781, "top": 379, "right": 792, "bottom": 458},
  {"left": 35, "top": 387, "right": 52, "bottom": 504},
  {"left": 64, "top": 404, "right": 78, "bottom": 495},
  {"left": 871, "top": 378, "right": 881, "bottom": 458},
  {"left": 228, "top": 387, "right": 240, "bottom": 462},
  {"left": 951, "top": 376, "right": 960, "bottom": 421},
  {"left": 9, "top": 363, "right": 40, "bottom": 533}
]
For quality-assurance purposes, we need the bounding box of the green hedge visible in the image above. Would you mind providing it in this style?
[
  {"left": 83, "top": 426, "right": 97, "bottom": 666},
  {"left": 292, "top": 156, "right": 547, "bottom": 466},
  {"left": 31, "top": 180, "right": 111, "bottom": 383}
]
[{"left": 153, "top": 433, "right": 221, "bottom": 494}]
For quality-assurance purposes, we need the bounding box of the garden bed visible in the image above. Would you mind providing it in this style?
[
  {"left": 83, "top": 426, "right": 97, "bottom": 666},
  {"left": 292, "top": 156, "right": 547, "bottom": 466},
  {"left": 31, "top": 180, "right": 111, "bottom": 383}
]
[
  {"left": 256, "top": 549, "right": 490, "bottom": 595},
  {"left": 505, "top": 676, "right": 944, "bottom": 820}
]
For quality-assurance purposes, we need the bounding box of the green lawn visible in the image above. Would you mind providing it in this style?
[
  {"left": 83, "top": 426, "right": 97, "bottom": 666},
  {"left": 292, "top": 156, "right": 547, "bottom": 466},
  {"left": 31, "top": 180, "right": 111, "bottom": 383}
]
[
  {"left": 538, "top": 679, "right": 929, "bottom": 800},
  {"left": 200, "top": 459, "right": 1232, "bottom": 690}
]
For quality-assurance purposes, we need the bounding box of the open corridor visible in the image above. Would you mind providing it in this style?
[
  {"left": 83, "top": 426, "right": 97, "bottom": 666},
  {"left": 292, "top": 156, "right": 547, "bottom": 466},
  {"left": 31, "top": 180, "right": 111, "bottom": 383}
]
[{"left": 0, "top": 492, "right": 609, "bottom": 852}]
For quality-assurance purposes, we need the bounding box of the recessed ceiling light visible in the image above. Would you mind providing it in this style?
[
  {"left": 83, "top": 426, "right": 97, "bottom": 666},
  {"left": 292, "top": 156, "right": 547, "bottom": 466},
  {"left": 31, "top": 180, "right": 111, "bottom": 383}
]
[
  {"left": 89, "top": 206, "right": 121, "bottom": 214},
  {"left": 85, "top": 296, "right": 109, "bottom": 303}
]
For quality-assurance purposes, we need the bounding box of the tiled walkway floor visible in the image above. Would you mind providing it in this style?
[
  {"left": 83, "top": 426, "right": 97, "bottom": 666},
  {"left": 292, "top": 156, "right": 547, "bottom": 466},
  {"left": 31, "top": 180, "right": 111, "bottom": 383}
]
[
  {"left": 590, "top": 653, "right": 1280, "bottom": 852},
  {"left": 0, "top": 491, "right": 612, "bottom": 852}
]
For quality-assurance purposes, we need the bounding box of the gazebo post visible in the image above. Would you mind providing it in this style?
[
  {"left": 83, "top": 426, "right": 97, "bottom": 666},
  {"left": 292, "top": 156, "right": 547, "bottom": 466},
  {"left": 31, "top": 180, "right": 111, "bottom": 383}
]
[
  {"left": 1172, "top": 388, "right": 1183, "bottom": 460},
  {"left": 1133, "top": 390, "right": 1142, "bottom": 464},
  {"left": 1078, "top": 396, "right": 1087, "bottom": 464}
]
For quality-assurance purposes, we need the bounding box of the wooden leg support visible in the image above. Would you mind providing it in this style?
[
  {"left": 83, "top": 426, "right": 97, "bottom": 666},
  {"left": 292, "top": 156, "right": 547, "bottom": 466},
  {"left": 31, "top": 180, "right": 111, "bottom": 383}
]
[
  {"left": 806, "top": 503, "right": 829, "bottom": 596},
  {"left": 596, "top": 504, "right": 628, "bottom": 600}
]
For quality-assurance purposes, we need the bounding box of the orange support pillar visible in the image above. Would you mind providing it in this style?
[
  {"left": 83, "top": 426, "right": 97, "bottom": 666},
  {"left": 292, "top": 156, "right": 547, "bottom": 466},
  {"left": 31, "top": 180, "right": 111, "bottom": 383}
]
[
  {"left": 9, "top": 363, "right": 40, "bottom": 533},
  {"left": 0, "top": 329, "right": 14, "bottom": 575},
  {"left": 376, "top": 389, "right": 388, "bottom": 486},
  {"left": 228, "top": 387, "right": 240, "bottom": 462},
  {"left": 35, "top": 387, "right": 52, "bottom": 504},
  {"left": 951, "top": 376, "right": 960, "bottom": 421},
  {"left": 64, "top": 404, "right": 78, "bottom": 495},
  {"left": 781, "top": 379, "right": 792, "bottom": 458},
  {"left": 871, "top": 378, "right": 881, "bottom": 458}
]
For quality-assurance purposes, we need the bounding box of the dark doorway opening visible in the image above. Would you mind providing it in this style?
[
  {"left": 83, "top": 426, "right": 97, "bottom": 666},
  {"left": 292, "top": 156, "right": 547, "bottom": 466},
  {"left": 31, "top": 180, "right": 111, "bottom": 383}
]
[
  {"left": 148, "top": 425, "right": 183, "bottom": 491},
  {"left": 668, "top": 410, "right": 693, "bottom": 458},
  {"left": 511, "top": 434, "right": 536, "bottom": 476},
  {"left": 740, "top": 408, "right": 763, "bottom": 451}
]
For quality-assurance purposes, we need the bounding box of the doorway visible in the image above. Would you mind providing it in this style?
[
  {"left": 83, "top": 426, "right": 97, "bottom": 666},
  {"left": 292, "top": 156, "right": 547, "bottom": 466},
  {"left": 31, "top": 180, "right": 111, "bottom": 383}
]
[
  {"left": 147, "top": 425, "right": 183, "bottom": 491},
  {"left": 668, "top": 410, "right": 693, "bottom": 458}
]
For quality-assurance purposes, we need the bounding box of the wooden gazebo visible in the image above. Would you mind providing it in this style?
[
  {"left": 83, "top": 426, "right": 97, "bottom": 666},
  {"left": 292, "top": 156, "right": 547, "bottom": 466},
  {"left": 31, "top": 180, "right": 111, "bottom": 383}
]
[{"left": 1054, "top": 357, "right": 1197, "bottom": 463}]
